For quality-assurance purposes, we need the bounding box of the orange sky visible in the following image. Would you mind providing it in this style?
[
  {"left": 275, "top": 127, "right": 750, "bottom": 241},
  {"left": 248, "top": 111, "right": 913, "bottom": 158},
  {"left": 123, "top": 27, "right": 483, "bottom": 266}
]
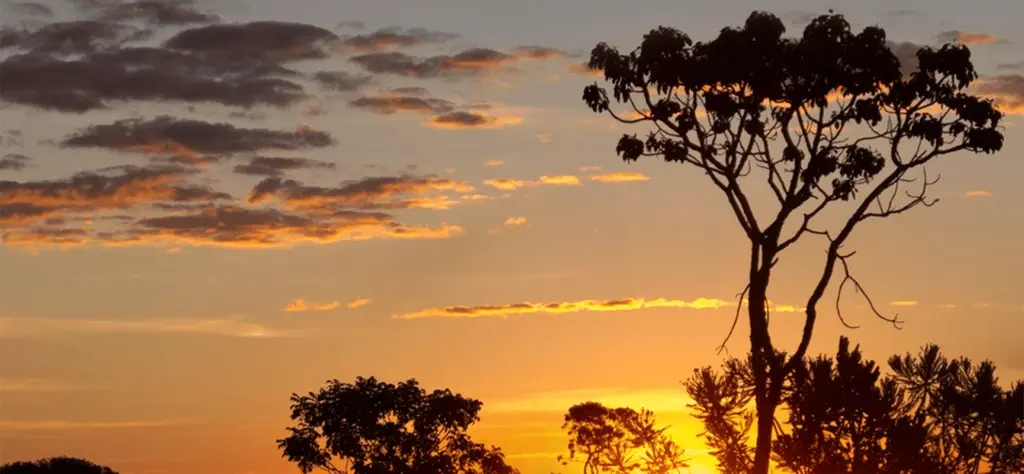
[{"left": 2, "top": 1, "right": 1023, "bottom": 473}]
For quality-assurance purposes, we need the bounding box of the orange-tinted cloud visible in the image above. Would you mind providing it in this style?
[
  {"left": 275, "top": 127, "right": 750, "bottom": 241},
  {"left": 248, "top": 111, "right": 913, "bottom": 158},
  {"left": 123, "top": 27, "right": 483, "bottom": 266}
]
[
  {"left": 566, "top": 61, "right": 603, "bottom": 77},
  {"left": 347, "top": 297, "right": 373, "bottom": 308},
  {"left": 247, "top": 175, "right": 474, "bottom": 210},
  {"left": 349, "top": 94, "right": 455, "bottom": 115},
  {"left": 483, "top": 159, "right": 505, "bottom": 167},
  {"left": 284, "top": 298, "right": 341, "bottom": 312},
  {"left": 975, "top": 75, "right": 1024, "bottom": 115},
  {"left": 537, "top": 133, "right": 553, "bottom": 143},
  {"left": 964, "top": 190, "right": 994, "bottom": 197},
  {"left": 424, "top": 111, "right": 523, "bottom": 129},
  {"left": 937, "top": 30, "right": 1003, "bottom": 46},
  {"left": 393, "top": 296, "right": 733, "bottom": 319},
  {"left": 0, "top": 420, "right": 187, "bottom": 431},
  {"left": 339, "top": 27, "right": 459, "bottom": 52},
  {"left": 350, "top": 46, "right": 566, "bottom": 78},
  {"left": 889, "top": 300, "right": 919, "bottom": 307},
  {"left": 504, "top": 216, "right": 527, "bottom": 228},
  {"left": 482, "top": 174, "right": 582, "bottom": 190},
  {"left": 589, "top": 172, "right": 651, "bottom": 183}
]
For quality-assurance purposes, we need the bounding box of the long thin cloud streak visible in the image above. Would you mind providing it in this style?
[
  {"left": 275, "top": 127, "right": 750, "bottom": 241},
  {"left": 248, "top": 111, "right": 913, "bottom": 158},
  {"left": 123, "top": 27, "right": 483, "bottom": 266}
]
[
  {"left": 0, "top": 316, "right": 292, "bottom": 338},
  {"left": 393, "top": 297, "right": 734, "bottom": 319}
]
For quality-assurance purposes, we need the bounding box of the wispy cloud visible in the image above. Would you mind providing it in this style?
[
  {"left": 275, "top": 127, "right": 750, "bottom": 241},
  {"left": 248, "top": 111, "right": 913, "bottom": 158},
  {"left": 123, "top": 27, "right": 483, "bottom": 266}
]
[
  {"left": 485, "top": 387, "right": 692, "bottom": 414},
  {"left": 482, "top": 159, "right": 505, "bottom": 167},
  {"left": 537, "top": 133, "right": 553, "bottom": 143},
  {"left": 283, "top": 298, "right": 341, "bottom": 312},
  {"left": 964, "top": 189, "right": 994, "bottom": 197},
  {"left": 0, "top": 419, "right": 187, "bottom": 431},
  {"left": 504, "top": 216, "right": 528, "bottom": 228},
  {"left": 589, "top": 172, "right": 651, "bottom": 183},
  {"left": 976, "top": 74, "right": 1024, "bottom": 115},
  {"left": 393, "top": 296, "right": 733, "bottom": 319},
  {"left": 424, "top": 111, "right": 523, "bottom": 129},
  {"left": 0, "top": 316, "right": 294, "bottom": 338},
  {"left": 936, "top": 30, "right": 1004, "bottom": 46},
  {"left": 347, "top": 297, "right": 373, "bottom": 308},
  {"left": 483, "top": 175, "right": 583, "bottom": 190},
  {"left": 889, "top": 300, "right": 919, "bottom": 307},
  {"left": 0, "top": 378, "right": 66, "bottom": 393}
]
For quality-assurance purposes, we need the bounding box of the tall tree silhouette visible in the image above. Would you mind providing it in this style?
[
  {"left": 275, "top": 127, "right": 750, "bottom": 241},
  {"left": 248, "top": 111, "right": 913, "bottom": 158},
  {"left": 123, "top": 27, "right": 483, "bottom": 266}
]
[
  {"left": 0, "top": 457, "right": 117, "bottom": 474},
  {"left": 277, "top": 376, "right": 518, "bottom": 474},
  {"left": 685, "top": 338, "right": 1024, "bottom": 473},
  {"left": 558, "top": 402, "right": 689, "bottom": 474},
  {"left": 580, "top": 10, "right": 1004, "bottom": 472}
]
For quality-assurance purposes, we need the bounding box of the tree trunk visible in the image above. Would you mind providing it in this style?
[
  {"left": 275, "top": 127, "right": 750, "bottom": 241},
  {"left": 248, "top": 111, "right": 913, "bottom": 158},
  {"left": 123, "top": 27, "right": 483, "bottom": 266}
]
[
  {"left": 747, "top": 271, "right": 775, "bottom": 474},
  {"left": 752, "top": 398, "right": 775, "bottom": 474}
]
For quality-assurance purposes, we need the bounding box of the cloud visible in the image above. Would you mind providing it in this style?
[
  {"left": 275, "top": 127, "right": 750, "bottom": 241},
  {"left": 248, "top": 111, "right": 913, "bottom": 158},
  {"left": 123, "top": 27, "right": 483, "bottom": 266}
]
[
  {"left": 0, "top": 164, "right": 225, "bottom": 225},
  {"left": 963, "top": 190, "right": 994, "bottom": 198},
  {"left": 0, "top": 378, "right": 65, "bottom": 392},
  {"left": 95, "top": 0, "right": 219, "bottom": 25},
  {"left": 0, "top": 21, "right": 148, "bottom": 55},
  {"left": 975, "top": 75, "right": 1024, "bottom": 115},
  {"left": 589, "top": 172, "right": 651, "bottom": 183},
  {"left": 483, "top": 159, "right": 505, "bottom": 167},
  {"left": 998, "top": 61, "right": 1024, "bottom": 71},
  {"left": 340, "top": 27, "right": 458, "bottom": 52},
  {"left": 350, "top": 94, "right": 455, "bottom": 115},
  {"left": 0, "top": 419, "right": 186, "bottom": 431},
  {"left": 537, "top": 133, "right": 553, "bottom": 143},
  {"left": 164, "top": 21, "right": 340, "bottom": 61},
  {"left": 565, "top": 61, "right": 603, "bottom": 77},
  {"left": 486, "top": 387, "right": 691, "bottom": 414},
  {"left": 505, "top": 216, "right": 527, "bottom": 227},
  {"left": 889, "top": 300, "right": 919, "bottom": 307},
  {"left": 579, "top": 165, "right": 603, "bottom": 172},
  {"left": 887, "top": 41, "right": 924, "bottom": 76},
  {"left": 247, "top": 174, "right": 474, "bottom": 210},
  {"left": 91, "top": 205, "right": 463, "bottom": 249},
  {"left": 482, "top": 174, "right": 582, "bottom": 190},
  {"left": 233, "top": 156, "right": 337, "bottom": 177},
  {"left": 425, "top": 111, "right": 523, "bottom": 129},
  {"left": 5, "top": 2, "right": 55, "bottom": 18},
  {"left": 0, "top": 315, "right": 293, "bottom": 338},
  {"left": 337, "top": 20, "right": 365, "bottom": 30},
  {"left": 0, "top": 153, "right": 31, "bottom": 171},
  {"left": 347, "top": 297, "right": 372, "bottom": 308},
  {"left": 313, "top": 70, "right": 372, "bottom": 91},
  {"left": 349, "top": 45, "right": 566, "bottom": 78},
  {"left": 0, "top": 47, "right": 308, "bottom": 112},
  {"left": 936, "top": 30, "right": 1004, "bottom": 46},
  {"left": 393, "top": 296, "right": 733, "bottom": 319},
  {"left": 283, "top": 298, "right": 340, "bottom": 312},
  {"left": 62, "top": 116, "right": 335, "bottom": 160}
]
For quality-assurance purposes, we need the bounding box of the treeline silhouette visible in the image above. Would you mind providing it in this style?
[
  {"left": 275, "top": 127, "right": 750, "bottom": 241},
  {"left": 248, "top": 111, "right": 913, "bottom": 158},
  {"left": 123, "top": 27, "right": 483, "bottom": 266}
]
[{"left": 12, "top": 338, "right": 1015, "bottom": 474}]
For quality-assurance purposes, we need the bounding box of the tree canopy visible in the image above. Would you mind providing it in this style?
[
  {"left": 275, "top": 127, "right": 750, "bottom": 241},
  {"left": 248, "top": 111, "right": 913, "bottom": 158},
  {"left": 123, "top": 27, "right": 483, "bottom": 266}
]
[
  {"left": 0, "top": 457, "right": 117, "bottom": 474},
  {"left": 580, "top": 10, "right": 1005, "bottom": 473},
  {"left": 558, "top": 402, "right": 688, "bottom": 474},
  {"left": 277, "top": 376, "right": 518, "bottom": 474},
  {"left": 684, "top": 338, "right": 1024, "bottom": 473}
]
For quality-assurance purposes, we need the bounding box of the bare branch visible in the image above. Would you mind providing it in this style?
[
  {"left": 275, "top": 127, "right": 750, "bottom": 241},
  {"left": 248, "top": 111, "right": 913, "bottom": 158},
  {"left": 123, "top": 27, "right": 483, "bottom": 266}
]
[
  {"left": 835, "top": 252, "right": 903, "bottom": 330},
  {"left": 717, "top": 283, "right": 751, "bottom": 355}
]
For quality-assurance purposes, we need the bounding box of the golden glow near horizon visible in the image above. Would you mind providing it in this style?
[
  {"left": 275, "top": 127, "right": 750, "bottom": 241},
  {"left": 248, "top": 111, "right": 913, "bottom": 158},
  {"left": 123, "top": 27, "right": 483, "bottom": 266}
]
[{"left": 1, "top": 1, "right": 1023, "bottom": 474}]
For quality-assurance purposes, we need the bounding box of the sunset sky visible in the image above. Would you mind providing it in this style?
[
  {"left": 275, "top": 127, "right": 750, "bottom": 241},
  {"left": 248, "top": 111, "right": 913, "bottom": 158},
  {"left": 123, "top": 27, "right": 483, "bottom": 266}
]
[{"left": 1, "top": 0, "right": 1023, "bottom": 473}]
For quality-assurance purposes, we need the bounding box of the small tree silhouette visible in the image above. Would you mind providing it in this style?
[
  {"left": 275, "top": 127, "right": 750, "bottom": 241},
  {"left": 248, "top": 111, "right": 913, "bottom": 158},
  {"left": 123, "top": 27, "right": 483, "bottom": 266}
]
[
  {"left": 558, "top": 402, "right": 689, "bottom": 474},
  {"left": 685, "top": 338, "right": 1024, "bottom": 473},
  {"left": 277, "top": 376, "right": 518, "bottom": 474},
  {"left": 0, "top": 457, "right": 117, "bottom": 474},
  {"left": 580, "top": 10, "right": 1005, "bottom": 473}
]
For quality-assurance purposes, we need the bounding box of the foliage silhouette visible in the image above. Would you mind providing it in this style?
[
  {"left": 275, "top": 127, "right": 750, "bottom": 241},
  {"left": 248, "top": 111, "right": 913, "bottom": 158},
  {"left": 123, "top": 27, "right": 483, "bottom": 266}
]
[
  {"left": 277, "top": 376, "right": 518, "bottom": 474},
  {"left": 684, "top": 337, "right": 1024, "bottom": 473},
  {"left": 0, "top": 457, "right": 117, "bottom": 474},
  {"left": 580, "top": 10, "right": 1004, "bottom": 473},
  {"left": 557, "top": 402, "right": 689, "bottom": 473}
]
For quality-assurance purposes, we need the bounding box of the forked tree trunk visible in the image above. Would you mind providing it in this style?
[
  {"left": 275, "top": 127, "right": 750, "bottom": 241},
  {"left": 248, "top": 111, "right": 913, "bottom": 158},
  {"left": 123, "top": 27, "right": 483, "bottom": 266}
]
[{"left": 747, "top": 273, "right": 775, "bottom": 474}]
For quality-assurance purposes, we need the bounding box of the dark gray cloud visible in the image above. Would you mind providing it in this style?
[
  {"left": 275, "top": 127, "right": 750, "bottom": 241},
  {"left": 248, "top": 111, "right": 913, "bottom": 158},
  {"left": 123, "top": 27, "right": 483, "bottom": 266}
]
[
  {"left": 0, "top": 47, "right": 305, "bottom": 112},
  {"left": 96, "top": 0, "right": 219, "bottom": 26},
  {"left": 350, "top": 46, "right": 552, "bottom": 78},
  {"left": 349, "top": 95, "right": 455, "bottom": 115},
  {"left": 337, "top": 20, "right": 365, "bottom": 30},
  {"left": 935, "top": 30, "right": 1005, "bottom": 46},
  {"left": 233, "top": 156, "right": 337, "bottom": 177},
  {"left": 0, "top": 20, "right": 149, "bottom": 55},
  {"left": 0, "top": 130, "right": 23, "bottom": 147},
  {"left": 389, "top": 86, "right": 430, "bottom": 96},
  {"left": 62, "top": 116, "right": 335, "bottom": 159},
  {"left": 0, "top": 164, "right": 223, "bottom": 225},
  {"left": 165, "top": 21, "right": 340, "bottom": 61},
  {"left": 313, "top": 70, "right": 372, "bottom": 91},
  {"left": 998, "top": 61, "right": 1024, "bottom": 71},
  {"left": 428, "top": 111, "right": 493, "bottom": 128},
  {"left": 5, "top": 2, "right": 55, "bottom": 18},
  {"left": 340, "top": 27, "right": 458, "bottom": 52},
  {"left": 247, "top": 174, "right": 472, "bottom": 210},
  {"left": 0, "top": 153, "right": 31, "bottom": 171}
]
